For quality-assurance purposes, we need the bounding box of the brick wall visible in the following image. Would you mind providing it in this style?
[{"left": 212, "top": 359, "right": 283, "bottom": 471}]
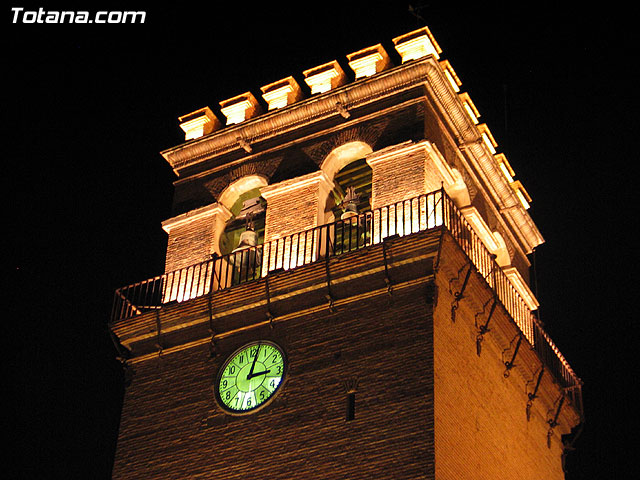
[
  {"left": 433, "top": 238, "right": 570, "bottom": 480},
  {"left": 112, "top": 285, "right": 436, "bottom": 479},
  {"left": 163, "top": 204, "right": 231, "bottom": 274},
  {"left": 367, "top": 141, "right": 445, "bottom": 213},
  {"left": 112, "top": 228, "right": 576, "bottom": 479},
  {"left": 261, "top": 172, "right": 334, "bottom": 241}
]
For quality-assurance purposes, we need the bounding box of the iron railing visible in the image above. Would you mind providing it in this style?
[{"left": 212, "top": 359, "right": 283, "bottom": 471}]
[{"left": 111, "top": 188, "right": 582, "bottom": 414}]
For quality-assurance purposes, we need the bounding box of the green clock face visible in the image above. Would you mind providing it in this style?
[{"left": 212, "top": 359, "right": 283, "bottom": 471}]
[{"left": 216, "top": 341, "right": 286, "bottom": 413}]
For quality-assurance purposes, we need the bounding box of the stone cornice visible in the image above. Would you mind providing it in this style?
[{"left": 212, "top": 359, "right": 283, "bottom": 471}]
[
  {"left": 160, "top": 57, "right": 440, "bottom": 175},
  {"left": 161, "top": 202, "right": 231, "bottom": 233},
  {"left": 260, "top": 170, "right": 334, "bottom": 200},
  {"left": 420, "top": 60, "right": 544, "bottom": 253},
  {"left": 161, "top": 55, "right": 543, "bottom": 253}
]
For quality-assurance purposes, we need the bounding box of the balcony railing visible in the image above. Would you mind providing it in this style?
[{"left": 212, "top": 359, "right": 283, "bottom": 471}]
[{"left": 111, "top": 189, "right": 582, "bottom": 415}]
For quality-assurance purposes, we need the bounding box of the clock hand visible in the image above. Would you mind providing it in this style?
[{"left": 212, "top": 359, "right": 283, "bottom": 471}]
[
  {"left": 247, "top": 343, "right": 261, "bottom": 379},
  {"left": 247, "top": 369, "right": 271, "bottom": 379}
]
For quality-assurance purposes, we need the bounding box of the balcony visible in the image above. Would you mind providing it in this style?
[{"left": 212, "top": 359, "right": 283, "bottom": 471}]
[{"left": 111, "top": 189, "right": 582, "bottom": 417}]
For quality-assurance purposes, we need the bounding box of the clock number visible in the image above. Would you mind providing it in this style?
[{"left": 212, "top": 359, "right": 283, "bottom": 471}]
[{"left": 218, "top": 342, "right": 285, "bottom": 413}]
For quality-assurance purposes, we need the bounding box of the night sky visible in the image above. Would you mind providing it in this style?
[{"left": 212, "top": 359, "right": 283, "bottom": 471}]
[{"left": 6, "top": 3, "right": 633, "bottom": 479}]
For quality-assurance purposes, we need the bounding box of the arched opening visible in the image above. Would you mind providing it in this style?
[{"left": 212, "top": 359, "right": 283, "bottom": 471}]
[
  {"left": 321, "top": 142, "right": 373, "bottom": 254},
  {"left": 217, "top": 176, "right": 268, "bottom": 255},
  {"left": 321, "top": 142, "right": 373, "bottom": 223},
  {"left": 216, "top": 176, "right": 268, "bottom": 285},
  {"left": 328, "top": 157, "right": 373, "bottom": 220},
  {"left": 218, "top": 188, "right": 266, "bottom": 256}
]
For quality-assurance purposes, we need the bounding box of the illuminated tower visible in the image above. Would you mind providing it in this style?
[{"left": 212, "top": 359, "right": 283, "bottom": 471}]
[{"left": 110, "top": 26, "right": 583, "bottom": 479}]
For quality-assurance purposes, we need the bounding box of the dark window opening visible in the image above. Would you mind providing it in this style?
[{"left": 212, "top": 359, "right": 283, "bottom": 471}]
[
  {"left": 219, "top": 188, "right": 266, "bottom": 256},
  {"left": 346, "top": 392, "right": 356, "bottom": 421},
  {"left": 329, "top": 158, "right": 372, "bottom": 220}
]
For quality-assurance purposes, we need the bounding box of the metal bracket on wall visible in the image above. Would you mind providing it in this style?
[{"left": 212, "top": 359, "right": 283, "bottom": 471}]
[
  {"left": 382, "top": 235, "right": 397, "bottom": 296},
  {"left": 503, "top": 333, "right": 523, "bottom": 378},
  {"left": 207, "top": 334, "right": 218, "bottom": 358},
  {"left": 154, "top": 309, "right": 164, "bottom": 358},
  {"left": 325, "top": 254, "right": 336, "bottom": 312},
  {"left": 265, "top": 274, "right": 276, "bottom": 328},
  {"left": 208, "top": 252, "right": 221, "bottom": 293},
  {"left": 526, "top": 366, "right": 545, "bottom": 421},
  {"left": 426, "top": 284, "right": 438, "bottom": 307},
  {"left": 433, "top": 228, "right": 445, "bottom": 275},
  {"left": 450, "top": 261, "right": 472, "bottom": 322},
  {"left": 108, "top": 328, "right": 135, "bottom": 386},
  {"left": 206, "top": 293, "right": 219, "bottom": 357},
  {"left": 475, "top": 295, "right": 497, "bottom": 356},
  {"left": 547, "top": 394, "right": 565, "bottom": 448}
]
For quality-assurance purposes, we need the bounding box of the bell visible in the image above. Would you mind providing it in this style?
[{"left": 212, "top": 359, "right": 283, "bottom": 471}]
[
  {"left": 341, "top": 201, "right": 358, "bottom": 220},
  {"left": 340, "top": 186, "right": 361, "bottom": 220},
  {"left": 232, "top": 229, "right": 258, "bottom": 252}
]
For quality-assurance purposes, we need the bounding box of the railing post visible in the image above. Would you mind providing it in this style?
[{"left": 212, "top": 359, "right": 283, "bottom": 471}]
[{"left": 110, "top": 187, "right": 581, "bottom": 416}]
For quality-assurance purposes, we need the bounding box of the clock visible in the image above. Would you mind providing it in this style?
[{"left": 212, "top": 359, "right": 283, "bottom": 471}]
[{"left": 216, "top": 341, "right": 286, "bottom": 413}]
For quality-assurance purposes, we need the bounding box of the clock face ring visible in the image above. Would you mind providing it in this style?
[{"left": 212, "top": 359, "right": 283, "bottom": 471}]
[{"left": 215, "top": 341, "right": 286, "bottom": 414}]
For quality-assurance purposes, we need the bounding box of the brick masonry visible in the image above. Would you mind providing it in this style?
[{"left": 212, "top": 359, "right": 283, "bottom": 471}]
[
  {"left": 432, "top": 234, "right": 578, "bottom": 479},
  {"left": 112, "top": 49, "right": 580, "bottom": 478},
  {"left": 112, "top": 231, "right": 577, "bottom": 479},
  {"left": 163, "top": 205, "right": 231, "bottom": 274},
  {"left": 113, "top": 282, "right": 436, "bottom": 479}
]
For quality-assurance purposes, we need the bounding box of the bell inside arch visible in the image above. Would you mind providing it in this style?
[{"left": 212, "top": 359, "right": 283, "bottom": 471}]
[
  {"left": 232, "top": 197, "right": 265, "bottom": 252},
  {"left": 227, "top": 196, "right": 265, "bottom": 275},
  {"left": 340, "top": 186, "right": 361, "bottom": 220},
  {"left": 233, "top": 225, "right": 258, "bottom": 252}
]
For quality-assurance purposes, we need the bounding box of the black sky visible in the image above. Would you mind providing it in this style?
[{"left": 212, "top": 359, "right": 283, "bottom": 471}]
[{"left": 5, "top": 3, "right": 633, "bottom": 478}]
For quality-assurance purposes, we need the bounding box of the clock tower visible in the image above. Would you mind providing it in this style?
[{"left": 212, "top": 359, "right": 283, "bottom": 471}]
[{"left": 110, "top": 25, "right": 583, "bottom": 479}]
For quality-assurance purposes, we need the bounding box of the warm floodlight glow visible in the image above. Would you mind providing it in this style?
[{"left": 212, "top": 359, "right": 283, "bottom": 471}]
[
  {"left": 461, "top": 207, "right": 500, "bottom": 253},
  {"left": 178, "top": 107, "right": 220, "bottom": 140},
  {"left": 440, "top": 60, "right": 461, "bottom": 92},
  {"left": 349, "top": 52, "right": 382, "bottom": 78},
  {"left": 482, "top": 133, "right": 496, "bottom": 154},
  {"left": 221, "top": 100, "right": 253, "bottom": 125},
  {"left": 392, "top": 27, "right": 442, "bottom": 62},
  {"left": 260, "top": 77, "right": 303, "bottom": 110},
  {"left": 303, "top": 61, "right": 346, "bottom": 94},
  {"left": 495, "top": 154, "right": 515, "bottom": 183},
  {"left": 504, "top": 266, "right": 540, "bottom": 311},
  {"left": 347, "top": 44, "right": 390, "bottom": 79},
  {"left": 220, "top": 93, "right": 260, "bottom": 125},
  {"left": 511, "top": 181, "right": 532, "bottom": 209},
  {"left": 478, "top": 125, "right": 497, "bottom": 154},
  {"left": 306, "top": 69, "right": 337, "bottom": 94},
  {"left": 463, "top": 103, "right": 479, "bottom": 124},
  {"left": 262, "top": 85, "right": 293, "bottom": 110},
  {"left": 459, "top": 93, "right": 480, "bottom": 125}
]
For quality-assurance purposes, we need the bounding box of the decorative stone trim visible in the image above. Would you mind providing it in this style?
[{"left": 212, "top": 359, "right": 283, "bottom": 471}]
[
  {"left": 303, "top": 60, "right": 347, "bottom": 95},
  {"left": 178, "top": 107, "right": 221, "bottom": 141},
  {"left": 260, "top": 76, "right": 304, "bottom": 110}
]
